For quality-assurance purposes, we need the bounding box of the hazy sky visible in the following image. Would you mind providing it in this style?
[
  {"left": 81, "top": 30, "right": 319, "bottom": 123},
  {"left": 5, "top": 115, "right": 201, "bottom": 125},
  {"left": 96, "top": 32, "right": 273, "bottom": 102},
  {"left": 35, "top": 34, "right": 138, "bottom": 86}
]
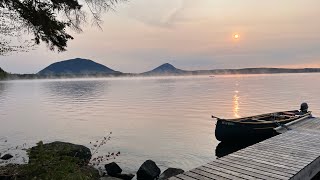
[{"left": 1, "top": 0, "right": 320, "bottom": 73}]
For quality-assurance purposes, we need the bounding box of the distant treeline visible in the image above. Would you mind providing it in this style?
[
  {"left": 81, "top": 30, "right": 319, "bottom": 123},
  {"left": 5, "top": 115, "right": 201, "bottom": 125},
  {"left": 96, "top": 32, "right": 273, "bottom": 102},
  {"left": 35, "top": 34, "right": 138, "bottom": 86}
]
[
  {"left": 4, "top": 72, "right": 137, "bottom": 80},
  {"left": 142, "top": 67, "right": 320, "bottom": 76},
  {"left": 1, "top": 67, "right": 320, "bottom": 80},
  {"left": 0, "top": 68, "right": 8, "bottom": 80},
  {"left": 190, "top": 68, "right": 320, "bottom": 75}
]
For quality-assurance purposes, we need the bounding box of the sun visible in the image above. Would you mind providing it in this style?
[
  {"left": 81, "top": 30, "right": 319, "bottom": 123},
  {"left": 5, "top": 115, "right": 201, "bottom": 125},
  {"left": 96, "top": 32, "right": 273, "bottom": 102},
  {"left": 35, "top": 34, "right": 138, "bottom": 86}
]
[{"left": 233, "top": 34, "right": 240, "bottom": 40}]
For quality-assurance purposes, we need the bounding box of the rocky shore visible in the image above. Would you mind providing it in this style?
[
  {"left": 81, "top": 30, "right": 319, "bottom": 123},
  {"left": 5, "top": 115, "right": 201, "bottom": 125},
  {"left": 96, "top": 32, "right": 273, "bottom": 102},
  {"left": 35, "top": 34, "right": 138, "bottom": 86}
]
[
  {"left": 0, "top": 141, "right": 184, "bottom": 180},
  {"left": 103, "top": 160, "right": 184, "bottom": 180}
]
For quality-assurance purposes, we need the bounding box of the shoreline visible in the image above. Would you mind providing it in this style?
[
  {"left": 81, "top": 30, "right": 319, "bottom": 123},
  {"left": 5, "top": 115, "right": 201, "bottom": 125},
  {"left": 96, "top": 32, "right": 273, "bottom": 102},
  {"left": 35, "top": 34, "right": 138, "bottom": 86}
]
[
  {"left": 1, "top": 71, "right": 320, "bottom": 81},
  {"left": 0, "top": 141, "right": 184, "bottom": 180}
]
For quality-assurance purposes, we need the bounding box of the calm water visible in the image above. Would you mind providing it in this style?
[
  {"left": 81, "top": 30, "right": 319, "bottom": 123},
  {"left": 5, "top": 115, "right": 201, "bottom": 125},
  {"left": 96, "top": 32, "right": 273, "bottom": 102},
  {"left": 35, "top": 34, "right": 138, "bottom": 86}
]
[{"left": 0, "top": 73, "right": 320, "bottom": 173}]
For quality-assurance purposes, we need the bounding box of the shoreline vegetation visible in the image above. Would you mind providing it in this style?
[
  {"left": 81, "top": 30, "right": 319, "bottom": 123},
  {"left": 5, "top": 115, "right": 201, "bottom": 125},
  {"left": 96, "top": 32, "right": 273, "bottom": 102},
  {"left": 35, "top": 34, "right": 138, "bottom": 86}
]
[
  {"left": 0, "top": 140, "right": 184, "bottom": 180},
  {"left": 1, "top": 58, "right": 320, "bottom": 81},
  {"left": 0, "top": 68, "right": 8, "bottom": 80}
]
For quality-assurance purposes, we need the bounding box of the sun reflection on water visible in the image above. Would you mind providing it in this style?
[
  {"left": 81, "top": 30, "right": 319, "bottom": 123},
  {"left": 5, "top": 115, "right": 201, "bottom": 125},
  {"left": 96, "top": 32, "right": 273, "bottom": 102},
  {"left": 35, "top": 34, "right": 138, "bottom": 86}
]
[{"left": 233, "top": 90, "right": 241, "bottom": 118}]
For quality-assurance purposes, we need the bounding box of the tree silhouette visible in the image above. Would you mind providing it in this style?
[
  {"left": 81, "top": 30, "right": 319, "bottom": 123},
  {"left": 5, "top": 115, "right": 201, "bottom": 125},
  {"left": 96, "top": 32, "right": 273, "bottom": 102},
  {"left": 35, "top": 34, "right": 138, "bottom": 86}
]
[
  {"left": 0, "top": 0, "right": 125, "bottom": 55},
  {"left": 0, "top": 67, "right": 8, "bottom": 79}
]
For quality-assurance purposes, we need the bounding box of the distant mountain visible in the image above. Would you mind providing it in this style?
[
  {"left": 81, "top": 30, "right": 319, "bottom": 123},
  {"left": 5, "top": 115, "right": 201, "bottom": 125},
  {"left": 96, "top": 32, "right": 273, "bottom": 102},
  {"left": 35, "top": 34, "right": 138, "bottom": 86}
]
[
  {"left": 4, "top": 58, "right": 320, "bottom": 80},
  {"left": 142, "top": 63, "right": 186, "bottom": 76},
  {"left": 141, "top": 64, "right": 320, "bottom": 76},
  {"left": 38, "top": 58, "right": 122, "bottom": 76}
]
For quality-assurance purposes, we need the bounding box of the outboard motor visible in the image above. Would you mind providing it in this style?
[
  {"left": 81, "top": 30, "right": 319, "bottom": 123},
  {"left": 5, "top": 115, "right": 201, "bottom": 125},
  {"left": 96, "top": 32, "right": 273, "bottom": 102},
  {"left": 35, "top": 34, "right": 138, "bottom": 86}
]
[{"left": 300, "top": 102, "right": 309, "bottom": 114}]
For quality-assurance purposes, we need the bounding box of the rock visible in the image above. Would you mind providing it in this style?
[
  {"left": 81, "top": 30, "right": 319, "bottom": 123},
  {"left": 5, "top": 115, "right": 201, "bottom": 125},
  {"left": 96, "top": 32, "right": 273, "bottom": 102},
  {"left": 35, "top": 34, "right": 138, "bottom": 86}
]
[
  {"left": 0, "top": 154, "right": 13, "bottom": 160},
  {"left": 29, "top": 141, "right": 91, "bottom": 165},
  {"left": 159, "top": 168, "right": 184, "bottom": 180},
  {"left": 105, "top": 162, "right": 122, "bottom": 176},
  {"left": 137, "top": 160, "right": 161, "bottom": 180},
  {"left": 114, "top": 173, "right": 135, "bottom": 180},
  {"left": 104, "top": 162, "right": 134, "bottom": 180}
]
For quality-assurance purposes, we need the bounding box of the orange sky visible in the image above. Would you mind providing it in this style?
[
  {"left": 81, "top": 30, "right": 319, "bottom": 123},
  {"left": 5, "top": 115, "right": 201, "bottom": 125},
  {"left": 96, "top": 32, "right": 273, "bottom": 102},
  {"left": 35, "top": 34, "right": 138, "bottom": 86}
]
[{"left": 1, "top": 0, "right": 320, "bottom": 73}]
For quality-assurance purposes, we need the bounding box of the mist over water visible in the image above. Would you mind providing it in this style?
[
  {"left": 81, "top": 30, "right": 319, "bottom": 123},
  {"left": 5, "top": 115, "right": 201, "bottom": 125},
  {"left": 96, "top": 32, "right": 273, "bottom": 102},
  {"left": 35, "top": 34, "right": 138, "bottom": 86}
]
[{"left": 0, "top": 73, "right": 320, "bottom": 173}]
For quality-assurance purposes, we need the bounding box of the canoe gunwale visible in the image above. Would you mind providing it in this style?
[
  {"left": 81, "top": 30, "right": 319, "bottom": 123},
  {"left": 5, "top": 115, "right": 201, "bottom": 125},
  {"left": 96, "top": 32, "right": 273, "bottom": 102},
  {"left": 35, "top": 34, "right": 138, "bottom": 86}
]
[{"left": 216, "top": 111, "right": 311, "bottom": 125}]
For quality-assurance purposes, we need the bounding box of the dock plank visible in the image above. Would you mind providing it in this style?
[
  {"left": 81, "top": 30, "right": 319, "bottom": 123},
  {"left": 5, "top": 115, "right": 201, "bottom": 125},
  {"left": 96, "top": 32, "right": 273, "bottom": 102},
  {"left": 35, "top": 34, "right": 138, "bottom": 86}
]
[
  {"left": 245, "top": 145, "right": 319, "bottom": 158},
  {"left": 209, "top": 160, "right": 282, "bottom": 179},
  {"left": 199, "top": 165, "right": 253, "bottom": 180},
  {"left": 259, "top": 134, "right": 320, "bottom": 145},
  {"left": 243, "top": 148, "right": 317, "bottom": 164},
  {"left": 253, "top": 142, "right": 320, "bottom": 155},
  {"left": 228, "top": 153, "right": 301, "bottom": 172},
  {"left": 193, "top": 168, "right": 246, "bottom": 180},
  {"left": 239, "top": 148, "right": 314, "bottom": 164},
  {"left": 205, "top": 161, "right": 268, "bottom": 180},
  {"left": 175, "top": 173, "right": 204, "bottom": 180},
  {"left": 223, "top": 155, "right": 296, "bottom": 175},
  {"left": 257, "top": 141, "right": 320, "bottom": 154},
  {"left": 232, "top": 151, "right": 309, "bottom": 167},
  {"left": 182, "top": 170, "right": 227, "bottom": 180},
  {"left": 220, "top": 156, "right": 293, "bottom": 178}
]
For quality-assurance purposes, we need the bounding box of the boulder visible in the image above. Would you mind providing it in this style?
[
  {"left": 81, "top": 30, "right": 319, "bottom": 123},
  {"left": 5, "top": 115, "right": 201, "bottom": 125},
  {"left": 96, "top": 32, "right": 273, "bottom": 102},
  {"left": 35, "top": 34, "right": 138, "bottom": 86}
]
[
  {"left": 29, "top": 141, "right": 91, "bottom": 165},
  {"left": 159, "top": 168, "right": 184, "bottom": 180},
  {"left": 114, "top": 173, "right": 135, "bottom": 180},
  {"left": 137, "top": 160, "right": 160, "bottom": 180},
  {"left": 105, "top": 162, "right": 122, "bottom": 176},
  {"left": 0, "top": 154, "right": 13, "bottom": 160}
]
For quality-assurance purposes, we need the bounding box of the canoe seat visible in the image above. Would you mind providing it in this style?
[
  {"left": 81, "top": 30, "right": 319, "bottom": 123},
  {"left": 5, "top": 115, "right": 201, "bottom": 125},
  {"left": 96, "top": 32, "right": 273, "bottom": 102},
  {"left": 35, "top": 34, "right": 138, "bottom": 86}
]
[{"left": 252, "top": 119, "right": 270, "bottom": 122}]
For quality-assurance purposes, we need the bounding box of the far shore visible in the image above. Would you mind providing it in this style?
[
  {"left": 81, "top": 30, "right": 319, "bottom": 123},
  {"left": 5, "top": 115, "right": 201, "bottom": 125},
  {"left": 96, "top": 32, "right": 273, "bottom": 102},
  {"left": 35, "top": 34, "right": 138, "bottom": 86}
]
[{"left": 2, "top": 68, "right": 320, "bottom": 81}]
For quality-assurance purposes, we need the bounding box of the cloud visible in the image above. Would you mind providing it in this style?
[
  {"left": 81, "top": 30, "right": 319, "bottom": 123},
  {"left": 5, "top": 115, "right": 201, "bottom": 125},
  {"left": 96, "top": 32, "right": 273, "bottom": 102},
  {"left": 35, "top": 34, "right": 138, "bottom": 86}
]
[{"left": 122, "top": 0, "right": 208, "bottom": 28}]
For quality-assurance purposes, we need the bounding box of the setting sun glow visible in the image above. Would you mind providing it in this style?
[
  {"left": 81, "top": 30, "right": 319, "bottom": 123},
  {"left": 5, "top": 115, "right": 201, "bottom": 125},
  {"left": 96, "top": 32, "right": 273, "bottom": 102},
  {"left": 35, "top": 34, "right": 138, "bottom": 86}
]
[{"left": 233, "top": 34, "right": 240, "bottom": 40}]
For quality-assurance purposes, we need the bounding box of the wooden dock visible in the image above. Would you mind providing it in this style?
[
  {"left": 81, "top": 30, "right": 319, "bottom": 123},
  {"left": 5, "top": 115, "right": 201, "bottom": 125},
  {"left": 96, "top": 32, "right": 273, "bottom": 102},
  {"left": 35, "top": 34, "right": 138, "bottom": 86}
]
[{"left": 170, "top": 117, "right": 320, "bottom": 180}]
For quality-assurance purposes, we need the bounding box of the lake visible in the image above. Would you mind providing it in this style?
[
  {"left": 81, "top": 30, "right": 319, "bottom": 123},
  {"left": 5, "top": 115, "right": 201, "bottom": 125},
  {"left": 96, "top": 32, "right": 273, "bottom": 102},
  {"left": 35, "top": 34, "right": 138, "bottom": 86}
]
[{"left": 0, "top": 73, "right": 320, "bottom": 174}]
